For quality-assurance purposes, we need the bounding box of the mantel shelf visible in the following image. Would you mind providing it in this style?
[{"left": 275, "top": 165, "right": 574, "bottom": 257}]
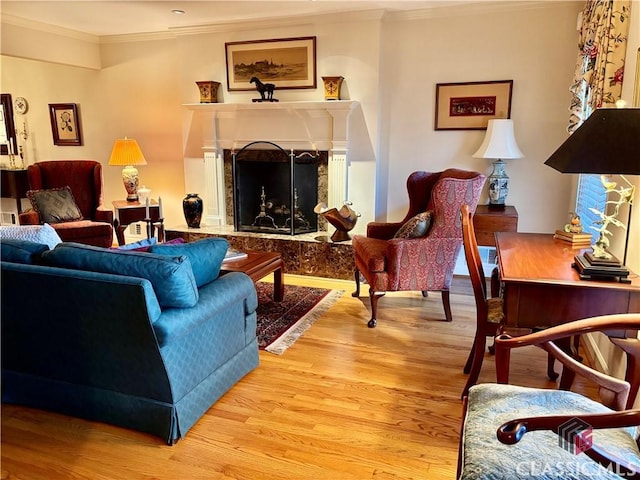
[{"left": 183, "top": 100, "right": 359, "bottom": 113}]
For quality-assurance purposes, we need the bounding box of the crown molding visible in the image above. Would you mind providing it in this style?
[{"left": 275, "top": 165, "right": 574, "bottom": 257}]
[
  {"left": 384, "top": 0, "right": 582, "bottom": 22},
  {"left": 1, "top": 13, "right": 99, "bottom": 43}
]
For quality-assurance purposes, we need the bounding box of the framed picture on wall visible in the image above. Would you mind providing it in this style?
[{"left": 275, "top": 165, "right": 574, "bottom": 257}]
[
  {"left": 225, "top": 36, "right": 317, "bottom": 91},
  {"left": 434, "top": 80, "right": 513, "bottom": 130},
  {"left": 1, "top": 93, "right": 17, "bottom": 156},
  {"left": 49, "top": 103, "right": 82, "bottom": 146}
]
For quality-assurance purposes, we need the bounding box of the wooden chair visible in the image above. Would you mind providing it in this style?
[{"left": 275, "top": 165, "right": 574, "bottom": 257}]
[
  {"left": 458, "top": 313, "right": 640, "bottom": 479},
  {"left": 352, "top": 169, "right": 485, "bottom": 327},
  {"left": 460, "top": 204, "right": 510, "bottom": 398}
]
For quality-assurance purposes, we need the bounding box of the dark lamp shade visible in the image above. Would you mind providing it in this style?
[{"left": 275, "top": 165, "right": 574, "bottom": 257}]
[{"left": 544, "top": 108, "right": 640, "bottom": 174}]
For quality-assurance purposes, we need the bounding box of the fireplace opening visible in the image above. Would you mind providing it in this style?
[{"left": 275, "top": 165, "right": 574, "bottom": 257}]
[{"left": 230, "top": 141, "right": 327, "bottom": 235}]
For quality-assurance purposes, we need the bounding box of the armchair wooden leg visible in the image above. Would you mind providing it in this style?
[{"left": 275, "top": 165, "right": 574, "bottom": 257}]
[
  {"left": 441, "top": 289, "right": 453, "bottom": 322},
  {"left": 368, "top": 288, "right": 385, "bottom": 328},
  {"left": 352, "top": 268, "right": 361, "bottom": 297}
]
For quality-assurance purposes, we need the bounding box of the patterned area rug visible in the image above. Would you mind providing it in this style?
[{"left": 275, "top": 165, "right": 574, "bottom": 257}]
[{"left": 255, "top": 282, "right": 344, "bottom": 354}]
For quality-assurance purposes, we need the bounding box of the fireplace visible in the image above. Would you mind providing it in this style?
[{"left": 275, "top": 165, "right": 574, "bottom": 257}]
[{"left": 226, "top": 141, "right": 328, "bottom": 235}]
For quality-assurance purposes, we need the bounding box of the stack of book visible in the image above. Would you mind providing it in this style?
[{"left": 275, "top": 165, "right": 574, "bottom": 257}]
[
  {"left": 223, "top": 248, "right": 248, "bottom": 262},
  {"left": 553, "top": 229, "right": 592, "bottom": 247}
]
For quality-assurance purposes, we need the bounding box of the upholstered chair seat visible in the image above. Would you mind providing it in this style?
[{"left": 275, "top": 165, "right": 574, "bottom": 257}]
[{"left": 458, "top": 313, "right": 640, "bottom": 480}]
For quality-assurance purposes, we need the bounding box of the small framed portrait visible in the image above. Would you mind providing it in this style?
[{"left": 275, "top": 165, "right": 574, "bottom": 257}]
[{"left": 49, "top": 103, "right": 82, "bottom": 146}]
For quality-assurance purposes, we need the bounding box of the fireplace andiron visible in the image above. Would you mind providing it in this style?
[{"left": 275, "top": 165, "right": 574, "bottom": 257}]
[{"left": 314, "top": 202, "right": 359, "bottom": 242}]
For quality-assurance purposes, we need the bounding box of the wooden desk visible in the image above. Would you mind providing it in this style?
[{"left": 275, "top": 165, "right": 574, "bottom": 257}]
[{"left": 496, "top": 232, "right": 640, "bottom": 329}]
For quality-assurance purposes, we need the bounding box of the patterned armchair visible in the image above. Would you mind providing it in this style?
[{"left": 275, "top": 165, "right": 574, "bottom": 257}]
[
  {"left": 352, "top": 169, "right": 485, "bottom": 327},
  {"left": 19, "top": 160, "right": 114, "bottom": 248}
]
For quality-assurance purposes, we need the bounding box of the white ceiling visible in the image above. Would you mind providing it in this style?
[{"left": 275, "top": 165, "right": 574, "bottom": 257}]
[{"left": 1, "top": 0, "right": 484, "bottom": 37}]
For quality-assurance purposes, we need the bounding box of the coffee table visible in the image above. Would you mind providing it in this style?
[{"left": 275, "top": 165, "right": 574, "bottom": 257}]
[{"left": 221, "top": 251, "right": 284, "bottom": 301}]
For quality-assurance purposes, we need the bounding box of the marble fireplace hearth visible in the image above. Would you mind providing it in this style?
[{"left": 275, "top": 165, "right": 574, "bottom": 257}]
[{"left": 165, "top": 224, "right": 355, "bottom": 281}]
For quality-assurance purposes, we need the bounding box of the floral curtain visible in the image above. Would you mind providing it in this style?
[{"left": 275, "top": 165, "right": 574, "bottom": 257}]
[{"left": 568, "top": 0, "right": 631, "bottom": 132}]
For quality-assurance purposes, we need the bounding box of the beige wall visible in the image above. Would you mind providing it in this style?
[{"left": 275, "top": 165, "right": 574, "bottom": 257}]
[{"left": 0, "top": 1, "right": 631, "bottom": 245}]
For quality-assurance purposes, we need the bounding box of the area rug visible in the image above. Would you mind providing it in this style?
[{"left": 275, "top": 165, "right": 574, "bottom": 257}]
[{"left": 255, "top": 282, "right": 344, "bottom": 355}]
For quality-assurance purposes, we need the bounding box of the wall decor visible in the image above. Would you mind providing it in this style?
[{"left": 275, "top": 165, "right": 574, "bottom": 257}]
[
  {"left": 225, "top": 36, "right": 316, "bottom": 91},
  {"left": 1, "top": 93, "right": 17, "bottom": 156},
  {"left": 196, "top": 81, "right": 220, "bottom": 103},
  {"left": 49, "top": 103, "right": 82, "bottom": 146},
  {"left": 434, "top": 80, "right": 513, "bottom": 130}
]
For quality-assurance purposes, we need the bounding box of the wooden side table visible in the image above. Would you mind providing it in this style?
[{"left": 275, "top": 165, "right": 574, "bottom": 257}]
[
  {"left": 1, "top": 168, "right": 29, "bottom": 215},
  {"left": 112, "top": 200, "right": 164, "bottom": 246},
  {"left": 473, "top": 205, "right": 518, "bottom": 247}
]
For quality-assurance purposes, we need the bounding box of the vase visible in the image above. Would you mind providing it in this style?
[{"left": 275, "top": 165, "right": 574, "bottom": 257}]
[
  {"left": 196, "top": 81, "right": 220, "bottom": 103},
  {"left": 321, "top": 76, "right": 343, "bottom": 100},
  {"left": 183, "top": 193, "right": 203, "bottom": 228}
]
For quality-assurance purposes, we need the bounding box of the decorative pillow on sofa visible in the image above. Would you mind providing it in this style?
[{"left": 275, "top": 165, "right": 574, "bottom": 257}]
[
  {"left": 0, "top": 238, "right": 50, "bottom": 264},
  {"left": 393, "top": 211, "right": 434, "bottom": 239},
  {"left": 149, "top": 237, "right": 228, "bottom": 288},
  {"left": 27, "top": 186, "right": 83, "bottom": 224},
  {"left": 0, "top": 223, "right": 62, "bottom": 249},
  {"left": 41, "top": 242, "right": 199, "bottom": 309}
]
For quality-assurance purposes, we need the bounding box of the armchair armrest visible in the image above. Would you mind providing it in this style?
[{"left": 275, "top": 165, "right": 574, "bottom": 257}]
[
  {"left": 95, "top": 207, "right": 114, "bottom": 224},
  {"left": 367, "top": 221, "right": 403, "bottom": 240},
  {"left": 498, "top": 410, "right": 640, "bottom": 479},
  {"left": 18, "top": 210, "right": 39, "bottom": 225},
  {"left": 495, "top": 313, "right": 640, "bottom": 411}
]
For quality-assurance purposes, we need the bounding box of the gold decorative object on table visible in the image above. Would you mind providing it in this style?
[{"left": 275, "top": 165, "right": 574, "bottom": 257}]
[
  {"left": 196, "top": 81, "right": 220, "bottom": 103},
  {"left": 322, "top": 76, "right": 343, "bottom": 100}
]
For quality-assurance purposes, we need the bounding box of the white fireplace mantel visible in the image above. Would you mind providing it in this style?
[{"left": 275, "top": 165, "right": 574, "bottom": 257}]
[{"left": 183, "top": 100, "right": 359, "bottom": 226}]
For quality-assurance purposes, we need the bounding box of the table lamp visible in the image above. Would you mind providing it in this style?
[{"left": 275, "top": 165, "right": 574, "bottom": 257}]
[
  {"left": 473, "top": 119, "right": 524, "bottom": 208},
  {"left": 108, "top": 137, "right": 147, "bottom": 202},
  {"left": 544, "top": 108, "right": 640, "bottom": 280}
]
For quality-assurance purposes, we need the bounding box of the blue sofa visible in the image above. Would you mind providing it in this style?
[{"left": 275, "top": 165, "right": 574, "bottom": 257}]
[{"left": 1, "top": 238, "right": 259, "bottom": 444}]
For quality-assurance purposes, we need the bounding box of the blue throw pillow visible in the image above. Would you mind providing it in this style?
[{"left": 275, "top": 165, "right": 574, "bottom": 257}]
[
  {"left": 149, "top": 237, "right": 228, "bottom": 288},
  {"left": 42, "top": 242, "right": 198, "bottom": 309},
  {"left": 0, "top": 238, "right": 50, "bottom": 264}
]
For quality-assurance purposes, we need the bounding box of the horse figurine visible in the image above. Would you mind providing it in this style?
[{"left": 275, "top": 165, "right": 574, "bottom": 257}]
[{"left": 249, "top": 77, "right": 278, "bottom": 102}]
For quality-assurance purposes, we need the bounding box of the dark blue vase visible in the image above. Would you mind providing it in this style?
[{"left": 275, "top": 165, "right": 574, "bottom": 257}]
[{"left": 183, "top": 193, "right": 203, "bottom": 228}]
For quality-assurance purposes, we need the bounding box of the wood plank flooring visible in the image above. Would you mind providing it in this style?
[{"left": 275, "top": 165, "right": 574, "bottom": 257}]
[{"left": 1, "top": 274, "right": 598, "bottom": 480}]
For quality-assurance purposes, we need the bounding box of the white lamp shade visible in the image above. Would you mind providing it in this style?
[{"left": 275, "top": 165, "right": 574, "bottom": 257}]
[{"left": 473, "top": 119, "right": 524, "bottom": 159}]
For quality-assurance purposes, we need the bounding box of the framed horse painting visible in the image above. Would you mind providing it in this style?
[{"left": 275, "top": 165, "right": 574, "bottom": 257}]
[{"left": 225, "top": 37, "right": 317, "bottom": 92}]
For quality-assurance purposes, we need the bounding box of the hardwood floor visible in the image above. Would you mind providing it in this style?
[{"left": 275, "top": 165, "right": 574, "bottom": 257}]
[{"left": 1, "top": 274, "right": 597, "bottom": 480}]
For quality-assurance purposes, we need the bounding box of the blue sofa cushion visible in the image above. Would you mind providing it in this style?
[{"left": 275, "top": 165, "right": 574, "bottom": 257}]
[
  {"left": 42, "top": 242, "right": 199, "bottom": 308},
  {"left": 0, "top": 239, "right": 50, "bottom": 264},
  {"left": 149, "top": 237, "right": 228, "bottom": 288}
]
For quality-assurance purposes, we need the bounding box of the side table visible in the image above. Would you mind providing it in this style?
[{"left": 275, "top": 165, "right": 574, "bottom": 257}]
[
  {"left": 221, "top": 252, "right": 284, "bottom": 301},
  {"left": 1, "top": 168, "right": 29, "bottom": 216},
  {"left": 473, "top": 205, "right": 518, "bottom": 247},
  {"left": 112, "top": 199, "right": 164, "bottom": 246}
]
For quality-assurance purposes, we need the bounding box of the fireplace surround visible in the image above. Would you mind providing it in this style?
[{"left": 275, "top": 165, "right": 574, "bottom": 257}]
[{"left": 226, "top": 141, "right": 328, "bottom": 235}]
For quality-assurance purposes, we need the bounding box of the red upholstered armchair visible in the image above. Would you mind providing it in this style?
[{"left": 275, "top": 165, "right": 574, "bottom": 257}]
[
  {"left": 19, "top": 160, "right": 114, "bottom": 248},
  {"left": 352, "top": 169, "right": 485, "bottom": 327}
]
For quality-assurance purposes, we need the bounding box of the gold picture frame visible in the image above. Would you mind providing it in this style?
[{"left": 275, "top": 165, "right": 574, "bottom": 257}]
[
  {"left": 634, "top": 47, "right": 640, "bottom": 108},
  {"left": 49, "top": 103, "right": 82, "bottom": 146},
  {"left": 435, "top": 80, "right": 513, "bottom": 130},
  {"left": 225, "top": 36, "right": 317, "bottom": 91}
]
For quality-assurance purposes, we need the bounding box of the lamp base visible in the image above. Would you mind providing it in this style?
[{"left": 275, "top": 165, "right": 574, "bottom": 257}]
[
  {"left": 488, "top": 159, "right": 509, "bottom": 207},
  {"left": 121, "top": 165, "right": 140, "bottom": 202},
  {"left": 572, "top": 253, "right": 631, "bottom": 283}
]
